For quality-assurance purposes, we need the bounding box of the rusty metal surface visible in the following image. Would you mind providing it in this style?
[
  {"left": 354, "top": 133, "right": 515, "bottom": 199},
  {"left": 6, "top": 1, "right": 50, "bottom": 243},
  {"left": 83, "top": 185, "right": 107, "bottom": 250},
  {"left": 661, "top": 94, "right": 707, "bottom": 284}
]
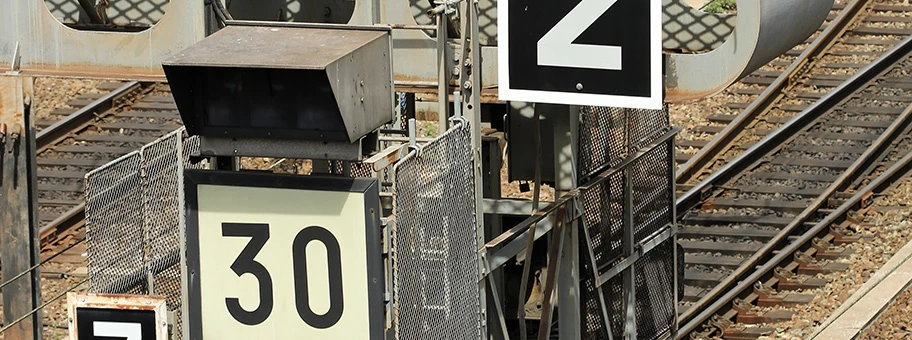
[
  {"left": 66, "top": 293, "right": 168, "bottom": 340},
  {"left": 0, "top": 76, "right": 41, "bottom": 340},
  {"left": 0, "top": 0, "right": 204, "bottom": 79}
]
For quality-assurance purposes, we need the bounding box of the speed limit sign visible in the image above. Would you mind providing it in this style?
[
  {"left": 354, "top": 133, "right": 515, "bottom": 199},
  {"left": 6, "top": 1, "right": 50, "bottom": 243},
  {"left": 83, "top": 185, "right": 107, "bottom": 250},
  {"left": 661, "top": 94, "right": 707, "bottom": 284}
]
[{"left": 182, "top": 171, "right": 384, "bottom": 339}]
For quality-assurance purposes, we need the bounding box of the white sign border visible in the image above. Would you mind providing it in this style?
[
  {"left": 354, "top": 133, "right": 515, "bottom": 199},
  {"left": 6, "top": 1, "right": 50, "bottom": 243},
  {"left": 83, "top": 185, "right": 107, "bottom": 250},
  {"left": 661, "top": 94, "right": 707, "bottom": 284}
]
[
  {"left": 181, "top": 170, "right": 385, "bottom": 340},
  {"left": 497, "top": 0, "right": 663, "bottom": 109},
  {"left": 67, "top": 292, "right": 168, "bottom": 340}
]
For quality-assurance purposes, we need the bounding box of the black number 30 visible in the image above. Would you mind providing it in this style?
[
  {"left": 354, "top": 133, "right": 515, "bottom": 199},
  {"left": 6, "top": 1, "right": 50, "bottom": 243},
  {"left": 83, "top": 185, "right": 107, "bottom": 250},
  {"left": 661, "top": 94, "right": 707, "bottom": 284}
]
[{"left": 221, "top": 223, "right": 345, "bottom": 328}]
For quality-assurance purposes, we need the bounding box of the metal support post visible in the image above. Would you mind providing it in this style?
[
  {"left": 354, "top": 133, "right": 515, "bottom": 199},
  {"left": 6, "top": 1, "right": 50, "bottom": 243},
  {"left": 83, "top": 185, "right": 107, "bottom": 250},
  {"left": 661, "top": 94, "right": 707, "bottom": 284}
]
[
  {"left": 482, "top": 135, "right": 505, "bottom": 340},
  {"left": 623, "top": 167, "right": 637, "bottom": 340},
  {"left": 669, "top": 128, "right": 680, "bottom": 338},
  {"left": 0, "top": 76, "right": 41, "bottom": 340},
  {"left": 436, "top": 2, "right": 450, "bottom": 134},
  {"left": 458, "top": 0, "right": 486, "bottom": 337},
  {"left": 553, "top": 105, "right": 581, "bottom": 339}
]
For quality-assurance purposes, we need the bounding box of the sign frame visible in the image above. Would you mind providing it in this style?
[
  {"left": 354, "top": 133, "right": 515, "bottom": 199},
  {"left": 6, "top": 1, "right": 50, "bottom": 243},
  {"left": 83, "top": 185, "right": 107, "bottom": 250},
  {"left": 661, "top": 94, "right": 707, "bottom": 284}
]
[
  {"left": 182, "top": 170, "right": 384, "bottom": 340},
  {"left": 66, "top": 292, "right": 168, "bottom": 340},
  {"left": 497, "top": 0, "right": 662, "bottom": 109}
]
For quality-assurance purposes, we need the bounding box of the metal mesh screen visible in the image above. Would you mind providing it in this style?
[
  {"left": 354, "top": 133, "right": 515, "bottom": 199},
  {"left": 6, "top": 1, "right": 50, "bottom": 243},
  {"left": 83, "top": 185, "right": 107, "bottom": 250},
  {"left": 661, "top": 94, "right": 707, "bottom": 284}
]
[
  {"left": 634, "top": 239, "right": 676, "bottom": 340},
  {"left": 578, "top": 105, "right": 670, "bottom": 179},
  {"left": 86, "top": 151, "right": 144, "bottom": 293},
  {"left": 581, "top": 170, "right": 625, "bottom": 269},
  {"left": 85, "top": 129, "right": 201, "bottom": 340},
  {"left": 392, "top": 122, "right": 481, "bottom": 340},
  {"left": 630, "top": 143, "right": 673, "bottom": 243},
  {"left": 577, "top": 105, "right": 675, "bottom": 339}
]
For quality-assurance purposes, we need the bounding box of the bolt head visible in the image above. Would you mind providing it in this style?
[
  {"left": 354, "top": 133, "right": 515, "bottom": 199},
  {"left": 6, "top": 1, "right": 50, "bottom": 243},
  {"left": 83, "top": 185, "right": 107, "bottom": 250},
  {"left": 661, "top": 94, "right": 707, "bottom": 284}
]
[{"left": 576, "top": 83, "right": 584, "bottom": 91}]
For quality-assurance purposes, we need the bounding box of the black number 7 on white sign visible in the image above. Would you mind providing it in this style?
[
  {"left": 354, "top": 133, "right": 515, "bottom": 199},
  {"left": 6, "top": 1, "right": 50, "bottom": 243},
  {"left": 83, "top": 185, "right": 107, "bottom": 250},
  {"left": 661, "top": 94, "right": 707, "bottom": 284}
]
[{"left": 499, "top": 0, "right": 661, "bottom": 109}]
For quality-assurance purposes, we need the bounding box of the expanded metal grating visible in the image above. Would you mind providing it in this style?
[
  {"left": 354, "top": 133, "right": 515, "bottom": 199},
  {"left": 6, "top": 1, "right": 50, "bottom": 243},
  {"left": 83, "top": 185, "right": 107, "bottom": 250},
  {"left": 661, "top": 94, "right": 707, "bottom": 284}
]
[
  {"left": 392, "top": 121, "right": 481, "bottom": 340},
  {"left": 86, "top": 151, "right": 144, "bottom": 293},
  {"left": 578, "top": 105, "right": 670, "bottom": 180},
  {"left": 85, "top": 129, "right": 202, "bottom": 340},
  {"left": 630, "top": 143, "right": 673, "bottom": 244},
  {"left": 581, "top": 170, "right": 625, "bottom": 270},
  {"left": 634, "top": 239, "right": 676, "bottom": 340},
  {"left": 577, "top": 105, "right": 675, "bottom": 339}
]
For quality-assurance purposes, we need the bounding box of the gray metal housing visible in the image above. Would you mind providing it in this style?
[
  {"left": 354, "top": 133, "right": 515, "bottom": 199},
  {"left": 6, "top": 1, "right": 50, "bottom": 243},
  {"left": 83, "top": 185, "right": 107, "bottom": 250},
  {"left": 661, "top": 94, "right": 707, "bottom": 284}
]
[{"left": 162, "top": 23, "right": 394, "bottom": 145}]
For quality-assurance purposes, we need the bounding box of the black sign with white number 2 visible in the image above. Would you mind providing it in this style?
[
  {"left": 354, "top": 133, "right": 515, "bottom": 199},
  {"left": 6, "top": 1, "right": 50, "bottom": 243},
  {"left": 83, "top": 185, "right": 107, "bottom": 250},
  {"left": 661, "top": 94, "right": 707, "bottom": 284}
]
[{"left": 508, "top": 0, "right": 651, "bottom": 96}]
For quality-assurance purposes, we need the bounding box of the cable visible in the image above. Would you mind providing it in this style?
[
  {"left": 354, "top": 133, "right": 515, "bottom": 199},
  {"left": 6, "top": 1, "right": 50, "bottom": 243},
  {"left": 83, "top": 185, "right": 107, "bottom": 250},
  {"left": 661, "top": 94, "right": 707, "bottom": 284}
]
[{"left": 0, "top": 237, "right": 86, "bottom": 291}]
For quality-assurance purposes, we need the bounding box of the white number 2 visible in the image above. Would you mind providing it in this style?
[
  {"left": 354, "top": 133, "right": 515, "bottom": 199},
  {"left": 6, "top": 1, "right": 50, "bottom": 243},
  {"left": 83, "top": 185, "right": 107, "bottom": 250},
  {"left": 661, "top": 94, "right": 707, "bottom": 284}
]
[
  {"left": 537, "top": 0, "right": 622, "bottom": 70},
  {"left": 94, "top": 321, "right": 142, "bottom": 340}
]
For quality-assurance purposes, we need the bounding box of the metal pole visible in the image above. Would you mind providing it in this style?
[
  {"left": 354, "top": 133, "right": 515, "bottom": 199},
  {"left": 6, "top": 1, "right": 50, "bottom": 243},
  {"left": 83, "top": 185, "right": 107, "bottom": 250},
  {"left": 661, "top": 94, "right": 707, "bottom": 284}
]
[
  {"left": 623, "top": 166, "right": 637, "bottom": 340},
  {"left": 0, "top": 76, "right": 41, "bottom": 340},
  {"left": 669, "top": 122, "right": 679, "bottom": 338},
  {"left": 555, "top": 105, "right": 581, "bottom": 339},
  {"left": 436, "top": 4, "right": 450, "bottom": 135},
  {"left": 457, "top": 0, "right": 486, "bottom": 337}
]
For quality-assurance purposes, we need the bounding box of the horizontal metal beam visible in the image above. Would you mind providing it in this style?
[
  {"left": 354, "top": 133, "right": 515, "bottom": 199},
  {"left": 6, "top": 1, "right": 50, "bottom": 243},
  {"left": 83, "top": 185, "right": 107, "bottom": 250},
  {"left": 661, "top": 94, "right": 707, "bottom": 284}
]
[
  {"left": 596, "top": 225, "right": 674, "bottom": 286},
  {"left": 484, "top": 127, "right": 681, "bottom": 273},
  {"left": 482, "top": 198, "right": 553, "bottom": 216}
]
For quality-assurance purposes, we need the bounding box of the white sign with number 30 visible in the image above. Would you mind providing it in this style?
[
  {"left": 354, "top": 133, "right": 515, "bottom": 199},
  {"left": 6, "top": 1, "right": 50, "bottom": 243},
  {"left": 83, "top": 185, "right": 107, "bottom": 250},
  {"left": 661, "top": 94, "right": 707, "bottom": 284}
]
[{"left": 183, "top": 171, "right": 384, "bottom": 340}]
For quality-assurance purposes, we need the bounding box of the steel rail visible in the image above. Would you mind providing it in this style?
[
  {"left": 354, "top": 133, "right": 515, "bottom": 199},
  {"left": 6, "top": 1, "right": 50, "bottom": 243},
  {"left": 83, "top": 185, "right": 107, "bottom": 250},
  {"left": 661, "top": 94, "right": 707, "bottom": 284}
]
[
  {"left": 675, "top": 0, "right": 870, "bottom": 185},
  {"left": 35, "top": 82, "right": 143, "bottom": 248},
  {"left": 676, "top": 63, "right": 912, "bottom": 334},
  {"left": 36, "top": 81, "right": 141, "bottom": 150},
  {"left": 676, "top": 32, "right": 912, "bottom": 214},
  {"left": 679, "top": 148, "right": 912, "bottom": 338}
]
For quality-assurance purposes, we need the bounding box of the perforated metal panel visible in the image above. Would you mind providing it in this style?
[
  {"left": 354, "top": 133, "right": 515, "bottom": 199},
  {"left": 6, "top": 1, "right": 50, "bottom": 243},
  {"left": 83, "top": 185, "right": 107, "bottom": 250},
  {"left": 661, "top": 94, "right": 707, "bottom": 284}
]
[
  {"left": 577, "top": 105, "right": 676, "bottom": 340},
  {"left": 634, "top": 240, "right": 676, "bottom": 340},
  {"left": 579, "top": 105, "right": 670, "bottom": 179},
  {"left": 630, "top": 144, "right": 673, "bottom": 242},
  {"left": 392, "top": 122, "right": 481, "bottom": 340},
  {"left": 86, "top": 151, "right": 144, "bottom": 293},
  {"left": 85, "top": 128, "right": 202, "bottom": 340}
]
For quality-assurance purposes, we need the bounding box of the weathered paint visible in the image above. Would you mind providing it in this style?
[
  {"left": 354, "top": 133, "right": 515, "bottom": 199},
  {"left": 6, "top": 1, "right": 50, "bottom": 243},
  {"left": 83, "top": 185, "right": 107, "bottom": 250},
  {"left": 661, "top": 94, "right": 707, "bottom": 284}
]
[
  {"left": 0, "top": 0, "right": 205, "bottom": 79},
  {"left": 0, "top": 75, "right": 41, "bottom": 340}
]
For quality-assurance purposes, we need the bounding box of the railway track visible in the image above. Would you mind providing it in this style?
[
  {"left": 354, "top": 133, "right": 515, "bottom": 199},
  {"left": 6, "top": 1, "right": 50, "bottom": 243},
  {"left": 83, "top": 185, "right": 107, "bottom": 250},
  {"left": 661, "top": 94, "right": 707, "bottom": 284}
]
[
  {"left": 33, "top": 82, "right": 181, "bottom": 257},
  {"left": 676, "top": 0, "right": 912, "bottom": 187},
  {"left": 676, "top": 26, "right": 912, "bottom": 339}
]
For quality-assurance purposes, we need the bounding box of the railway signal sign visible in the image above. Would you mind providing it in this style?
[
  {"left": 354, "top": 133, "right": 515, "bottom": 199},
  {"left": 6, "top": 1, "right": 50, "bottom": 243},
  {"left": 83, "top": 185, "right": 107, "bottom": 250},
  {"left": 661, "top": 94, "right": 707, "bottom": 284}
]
[
  {"left": 66, "top": 293, "right": 168, "bottom": 340},
  {"left": 183, "top": 171, "right": 384, "bottom": 340},
  {"left": 498, "top": 0, "right": 662, "bottom": 109}
]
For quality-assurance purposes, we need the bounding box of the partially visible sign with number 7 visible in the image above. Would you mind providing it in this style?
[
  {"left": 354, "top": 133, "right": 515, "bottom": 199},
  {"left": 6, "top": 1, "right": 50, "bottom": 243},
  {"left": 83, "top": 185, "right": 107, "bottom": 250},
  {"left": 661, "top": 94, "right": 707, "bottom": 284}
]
[{"left": 184, "top": 171, "right": 384, "bottom": 340}]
